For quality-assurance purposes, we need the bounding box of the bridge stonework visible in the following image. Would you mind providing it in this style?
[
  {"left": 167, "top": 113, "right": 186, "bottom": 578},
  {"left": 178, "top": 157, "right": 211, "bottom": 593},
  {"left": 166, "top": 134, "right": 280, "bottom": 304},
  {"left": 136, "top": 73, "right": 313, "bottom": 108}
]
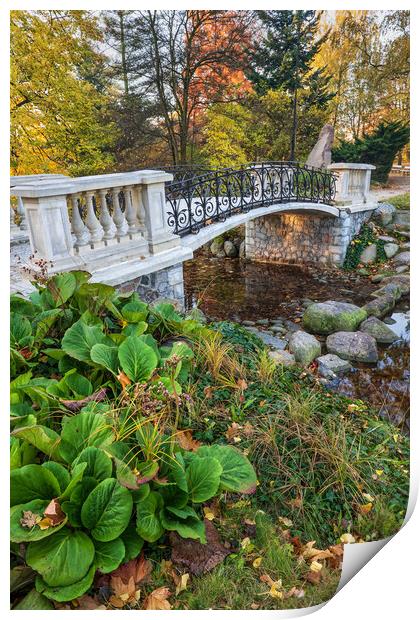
[{"left": 245, "top": 209, "right": 371, "bottom": 266}]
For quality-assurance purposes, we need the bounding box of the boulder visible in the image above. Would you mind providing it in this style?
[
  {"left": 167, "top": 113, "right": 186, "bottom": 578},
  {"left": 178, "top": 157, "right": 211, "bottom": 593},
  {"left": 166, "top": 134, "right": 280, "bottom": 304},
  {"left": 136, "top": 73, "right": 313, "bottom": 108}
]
[
  {"left": 210, "top": 238, "right": 224, "bottom": 256},
  {"left": 373, "top": 203, "right": 396, "bottom": 226},
  {"left": 384, "top": 243, "right": 399, "bottom": 259},
  {"left": 306, "top": 124, "right": 334, "bottom": 168},
  {"left": 380, "top": 275, "right": 410, "bottom": 295},
  {"left": 288, "top": 331, "right": 321, "bottom": 366},
  {"left": 363, "top": 294, "right": 395, "bottom": 319},
  {"left": 303, "top": 300, "right": 367, "bottom": 335},
  {"left": 393, "top": 251, "right": 410, "bottom": 266},
  {"left": 359, "top": 243, "right": 377, "bottom": 264},
  {"left": 401, "top": 242, "right": 410, "bottom": 250},
  {"left": 359, "top": 316, "right": 398, "bottom": 344},
  {"left": 371, "top": 282, "right": 401, "bottom": 301},
  {"left": 268, "top": 350, "right": 296, "bottom": 367},
  {"left": 316, "top": 354, "right": 352, "bottom": 378},
  {"left": 326, "top": 331, "right": 378, "bottom": 363},
  {"left": 370, "top": 274, "right": 386, "bottom": 284},
  {"left": 269, "top": 325, "right": 287, "bottom": 335},
  {"left": 395, "top": 265, "right": 409, "bottom": 274},
  {"left": 224, "top": 240, "right": 238, "bottom": 258},
  {"left": 378, "top": 235, "right": 397, "bottom": 243}
]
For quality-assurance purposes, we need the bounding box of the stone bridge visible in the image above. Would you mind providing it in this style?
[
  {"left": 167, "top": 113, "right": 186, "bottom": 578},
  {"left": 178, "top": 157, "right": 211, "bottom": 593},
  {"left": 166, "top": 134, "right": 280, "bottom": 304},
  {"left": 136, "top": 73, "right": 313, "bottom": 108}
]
[{"left": 10, "top": 162, "right": 377, "bottom": 304}]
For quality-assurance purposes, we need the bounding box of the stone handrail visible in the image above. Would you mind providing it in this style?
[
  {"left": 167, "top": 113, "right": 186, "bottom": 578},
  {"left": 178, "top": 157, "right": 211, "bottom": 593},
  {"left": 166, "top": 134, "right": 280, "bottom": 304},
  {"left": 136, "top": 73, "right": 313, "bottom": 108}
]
[
  {"left": 10, "top": 170, "right": 180, "bottom": 274},
  {"left": 328, "top": 163, "right": 375, "bottom": 205}
]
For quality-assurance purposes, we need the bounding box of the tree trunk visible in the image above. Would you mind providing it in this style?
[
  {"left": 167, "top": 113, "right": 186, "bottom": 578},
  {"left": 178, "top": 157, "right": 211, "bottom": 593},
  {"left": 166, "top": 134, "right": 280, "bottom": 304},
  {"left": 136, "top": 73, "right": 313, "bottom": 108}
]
[
  {"left": 118, "top": 11, "right": 129, "bottom": 96},
  {"left": 290, "top": 88, "right": 298, "bottom": 161}
]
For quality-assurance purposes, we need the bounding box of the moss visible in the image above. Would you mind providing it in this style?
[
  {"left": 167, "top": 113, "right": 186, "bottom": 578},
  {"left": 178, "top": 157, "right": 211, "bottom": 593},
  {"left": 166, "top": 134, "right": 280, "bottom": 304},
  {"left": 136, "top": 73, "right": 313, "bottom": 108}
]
[{"left": 303, "top": 302, "right": 367, "bottom": 335}]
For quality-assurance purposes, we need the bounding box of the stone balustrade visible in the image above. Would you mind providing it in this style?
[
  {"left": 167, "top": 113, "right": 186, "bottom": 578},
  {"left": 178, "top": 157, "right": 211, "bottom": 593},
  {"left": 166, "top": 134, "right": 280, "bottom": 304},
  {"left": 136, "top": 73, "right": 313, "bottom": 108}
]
[
  {"left": 10, "top": 170, "right": 181, "bottom": 275},
  {"left": 328, "top": 163, "right": 375, "bottom": 205}
]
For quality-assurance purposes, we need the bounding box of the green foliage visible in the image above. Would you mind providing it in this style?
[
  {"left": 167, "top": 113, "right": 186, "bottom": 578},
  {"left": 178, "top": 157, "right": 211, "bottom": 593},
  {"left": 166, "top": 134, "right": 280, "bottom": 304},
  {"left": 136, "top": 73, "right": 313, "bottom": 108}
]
[
  {"left": 381, "top": 193, "right": 410, "bottom": 210},
  {"left": 343, "top": 224, "right": 387, "bottom": 270},
  {"left": 332, "top": 121, "right": 410, "bottom": 183}
]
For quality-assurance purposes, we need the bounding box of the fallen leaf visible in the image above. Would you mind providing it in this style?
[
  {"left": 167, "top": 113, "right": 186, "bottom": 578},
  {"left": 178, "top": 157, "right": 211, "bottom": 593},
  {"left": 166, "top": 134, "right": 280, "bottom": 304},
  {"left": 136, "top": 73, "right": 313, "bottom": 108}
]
[
  {"left": 143, "top": 587, "right": 172, "bottom": 610},
  {"left": 241, "top": 537, "right": 251, "bottom": 549},
  {"left": 110, "top": 554, "right": 152, "bottom": 586},
  {"left": 226, "top": 422, "right": 242, "bottom": 442},
  {"left": 170, "top": 520, "right": 230, "bottom": 576},
  {"left": 250, "top": 602, "right": 260, "bottom": 609},
  {"left": 309, "top": 560, "right": 323, "bottom": 573},
  {"left": 260, "top": 574, "right": 283, "bottom": 599},
  {"left": 20, "top": 510, "right": 41, "bottom": 529},
  {"left": 117, "top": 371, "right": 131, "bottom": 390},
  {"left": 75, "top": 595, "right": 106, "bottom": 610},
  {"left": 253, "top": 557, "right": 262, "bottom": 568},
  {"left": 109, "top": 576, "right": 139, "bottom": 608},
  {"left": 203, "top": 507, "right": 215, "bottom": 521},
  {"left": 340, "top": 533, "right": 356, "bottom": 544},
  {"left": 305, "top": 570, "right": 322, "bottom": 585},
  {"left": 43, "top": 498, "right": 66, "bottom": 526},
  {"left": 172, "top": 572, "right": 189, "bottom": 596},
  {"left": 278, "top": 516, "right": 293, "bottom": 528},
  {"left": 362, "top": 493, "right": 375, "bottom": 502},
  {"left": 177, "top": 430, "right": 201, "bottom": 452},
  {"left": 236, "top": 378, "right": 248, "bottom": 391},
  {"left": 359, "top": 502, "right": 373, "bottom": 514}
]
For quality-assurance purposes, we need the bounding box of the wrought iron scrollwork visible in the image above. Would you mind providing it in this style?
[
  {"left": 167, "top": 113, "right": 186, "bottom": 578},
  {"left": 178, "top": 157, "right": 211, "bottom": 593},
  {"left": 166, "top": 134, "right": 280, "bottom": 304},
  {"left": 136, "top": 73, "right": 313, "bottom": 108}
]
[{"left": 165, "top": 161, "right": 337, "bottom": 237}]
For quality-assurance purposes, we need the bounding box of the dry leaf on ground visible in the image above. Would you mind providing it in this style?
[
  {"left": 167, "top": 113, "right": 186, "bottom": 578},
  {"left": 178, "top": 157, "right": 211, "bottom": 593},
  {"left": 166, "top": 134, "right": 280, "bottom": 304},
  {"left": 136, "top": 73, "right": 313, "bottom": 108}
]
[{"left": 143, "top": 587, "right": 172, "bottom": 610}]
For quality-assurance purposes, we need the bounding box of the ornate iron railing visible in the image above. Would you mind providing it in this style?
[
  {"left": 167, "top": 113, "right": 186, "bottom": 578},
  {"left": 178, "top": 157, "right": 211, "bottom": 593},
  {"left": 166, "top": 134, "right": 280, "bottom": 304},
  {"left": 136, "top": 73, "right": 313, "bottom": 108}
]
[{"left": 165, "top": 161, "right": 337, "bottom": 237}]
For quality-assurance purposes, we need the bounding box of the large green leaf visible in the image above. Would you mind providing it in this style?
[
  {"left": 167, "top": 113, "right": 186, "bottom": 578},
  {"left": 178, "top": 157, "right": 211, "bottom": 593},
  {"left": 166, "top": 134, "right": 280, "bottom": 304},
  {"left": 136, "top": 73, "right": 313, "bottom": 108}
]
[
  {"left": 118, "top": 335, "right": 158, "bottom": 382},
  {"left": 42, "top": 462, "right": 70, "bottom": 493},
  {"left": 13, "top": 589, "right": 55, "bottom": 610},
  {"left": 136, "top": 491, "right": 164, "bottom": 542},
  {"left": 11, "top": 425, "right": 61, "bottom": 460},
  {"left": 120, "top": 527, "right": 144, "bottom": 563},
  {"left": 10, "top": 314, "right": 32, "bottom": 347},
  {"left": 59, "top": 462, "right": 87, "bottom": 501},
  {"left": 94, "top": 538, "right": 125, "bottom": 573},
  {"left": 35, "top": 564, "right": 95, "bottom": 602},
  {"left": 81, "top": 478, "right": 133, "bottom": 542},
  {"left": 10, "top": 464, "right": 61, "bottom": 507},
  {"left": 59, "top": 411, "right": 114, "bottom": 463},
  {"left": 160, "top": 508, "right": 206, "bottom": 544},
  {"left": 90, "top": 343, "right": 119, "bottom": 375},
  {"left": 46, "top": 273, "right": 77, "bottom": 306},
  {"left": 10, "top": 500, "right": 68, "bottom": 543},
  {"left": 121, "top": 301, "right": 149, "bottom": 323},
  {"left": 196, "top": 445, "right": 257, "bottom": 494},
  {"left": 33, "top": 309, "right": 61, "bottom": 346},
  {"left": 185, "top": 456, "right": 222, "bottom": 503},
  {"left": 27, "top": 529, "right": 95, "bottom": 587},
  {"left": 61, "top": 318, "right": 112, "bottom": 363},
  {"left": 72, "top": 447, "right": 113, "bottom": 482}
]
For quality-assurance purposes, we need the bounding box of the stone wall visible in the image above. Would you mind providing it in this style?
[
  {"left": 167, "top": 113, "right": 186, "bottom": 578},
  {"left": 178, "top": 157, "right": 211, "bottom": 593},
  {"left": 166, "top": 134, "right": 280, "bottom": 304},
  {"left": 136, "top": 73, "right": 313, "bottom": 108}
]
[
  {"left": 117, "top": 262, "right": 185, "bottom": 307},
  {"left": 245, "top": 210, "right": 371, "bottom": 266}
]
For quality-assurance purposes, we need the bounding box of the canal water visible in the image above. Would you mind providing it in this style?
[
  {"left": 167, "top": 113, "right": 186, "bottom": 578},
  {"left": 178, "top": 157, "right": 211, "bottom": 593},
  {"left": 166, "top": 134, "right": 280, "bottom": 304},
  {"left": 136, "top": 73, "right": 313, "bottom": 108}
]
[{"left": 184, "top": 253, "right": 410, "bottom": 429}]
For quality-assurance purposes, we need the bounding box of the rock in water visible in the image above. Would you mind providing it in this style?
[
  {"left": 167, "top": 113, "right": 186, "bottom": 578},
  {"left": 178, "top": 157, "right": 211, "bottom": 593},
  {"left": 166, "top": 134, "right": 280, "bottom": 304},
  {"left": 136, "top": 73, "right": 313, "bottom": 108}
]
[
  {"left": 303, "top": 300, "right": 367, "bottom": 335},
  {"left": 224, "top": 240, "right": 238, "bottom": 258},
  {"left": 359, "top": 243, "right": 377, "bottom": 264},
  {"left": 316, "top": 354, "right": 352, "bottom": 378},
  {"left": 288, "top": 331, "right": 321, "bottom": 366},
  {"left": 360, "top": 316, "right": 398, "bottom": 344},
  {"left": 306, "top": 124, "right": 334, "bottom": 169},
  {"left": 326, "top": 331, "right": 378, "bottom": 363},
  {"left": 363, "top": 294, "right": 395, "bottom": 319}
]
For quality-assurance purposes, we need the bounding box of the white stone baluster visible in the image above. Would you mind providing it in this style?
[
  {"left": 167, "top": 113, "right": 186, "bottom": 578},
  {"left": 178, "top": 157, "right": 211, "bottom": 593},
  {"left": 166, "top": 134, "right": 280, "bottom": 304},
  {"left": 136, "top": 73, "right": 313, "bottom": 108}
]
[
  {"left": 111, "top": 187, "right": 128, "bottom": 241},
  {"left": 99, "top": 189, "right": 117, "bottom": 244},
  {"left": 124, "top": 186, "right": 138, "bottom": 237},
  {"left": 70, "top": 194, "right": 90, "bottom": 252},
  {"left": 131, "top": 184, "right": 146, "bottom": 237},
  {"left": 16, "top": 196, "right": 28, "bottom": 231},
  {"left": 85, "top": 191, "right": 104, "bottom": 247}
]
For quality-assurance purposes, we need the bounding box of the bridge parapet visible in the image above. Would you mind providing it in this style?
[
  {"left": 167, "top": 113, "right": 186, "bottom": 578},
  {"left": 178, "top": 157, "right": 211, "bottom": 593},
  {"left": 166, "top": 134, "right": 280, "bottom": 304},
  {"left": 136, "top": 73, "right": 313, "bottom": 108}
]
[
  {"left": 328, "top": 162, "right": 375, "bottom": 205},
  {"left": 10, "top": 169, "right": 181, "bottom": 276}
]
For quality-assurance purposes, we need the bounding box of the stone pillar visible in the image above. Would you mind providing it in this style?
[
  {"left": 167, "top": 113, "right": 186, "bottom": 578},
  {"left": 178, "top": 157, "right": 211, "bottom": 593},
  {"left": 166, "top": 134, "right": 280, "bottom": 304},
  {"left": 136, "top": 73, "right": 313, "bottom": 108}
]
[
  {"left": 140, "top": 171, "right": 181, "bottom": 255},
  {"left": 12, "top": 184, "right": 75, "bottom": 264},
  {"left": 328, "top": 163, "right": 376, "bottom": 205}
]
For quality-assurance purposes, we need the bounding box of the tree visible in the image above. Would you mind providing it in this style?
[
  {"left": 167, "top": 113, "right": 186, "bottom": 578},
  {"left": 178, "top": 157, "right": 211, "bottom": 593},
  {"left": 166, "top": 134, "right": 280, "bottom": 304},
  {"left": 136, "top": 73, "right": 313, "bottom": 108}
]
[
  {"left": 128, "top": 10, "right": 252, "bottom": 165},
  {"left": 332, "top": 121, "right": 410, "bottom": 183},
  {"left": 249, "top": 10, "right": 333, "bottom": 160},
  {"left": 10, "top": 10, "right": 117, "bottom": 176}
]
